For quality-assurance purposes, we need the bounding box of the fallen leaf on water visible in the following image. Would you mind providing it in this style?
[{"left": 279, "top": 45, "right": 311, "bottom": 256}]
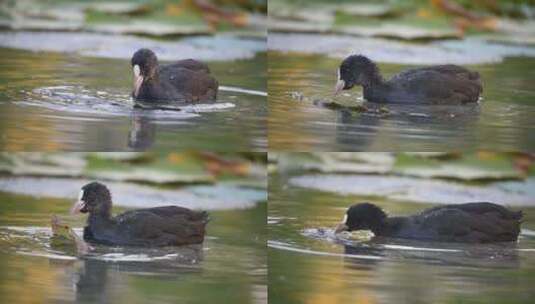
[
  {"left": 87, "top": 2, "right": 151, "bottom": 15},
  {"left": 51, "top": 215, "right": 93, "bottom": 255},
  {"left": 86, "top": 21, "right": 212, "bottom": 36},
  {"left": 336, "top": 3, "right": 400, "bottom": 18}
]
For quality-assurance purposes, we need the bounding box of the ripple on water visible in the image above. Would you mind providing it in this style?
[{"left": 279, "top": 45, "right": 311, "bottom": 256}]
[
  {"left": 268, "top": 240, "right": 383, "bottom": 260},
  {"left": 20, "top": 85, "right": 250, "bottom": 121},
  {"left": 278, "top": 227, "right": 535, "bottom": 266},
  {"left": 0, "top": 226, "right": 204, "bottom": 266}
]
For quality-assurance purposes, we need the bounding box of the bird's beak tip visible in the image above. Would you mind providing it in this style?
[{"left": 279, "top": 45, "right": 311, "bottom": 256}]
[
  {"left": 334, "top": 223, "right": 349, "bottom": 234},
  {"left": 70, "top": 200, "right": 85, "bottom": 215},
  {"left": 333, "top": 80, "right": 345, "bottom": 97}
]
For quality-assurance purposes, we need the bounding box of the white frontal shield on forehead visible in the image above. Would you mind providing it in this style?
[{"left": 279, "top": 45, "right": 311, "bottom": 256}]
[
  {"left": 71, "top": 189, "right": 86, "bottom": 215},
  {"left": 334, "top": 74, "right": 345, "bottom": 96},
  {"left": 133, "top": 64, "right": 140, "bottom": 77},
  {"left": 133, "top": 64, "right": 143, "bottom": 97}
]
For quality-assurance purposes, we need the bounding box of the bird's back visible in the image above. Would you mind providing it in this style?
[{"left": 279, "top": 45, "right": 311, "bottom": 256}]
[
  {"left": 86, "top": 206, "right": 209, "bottom": 246},
  {"left": 161, "top": 59, "right": 211, "bottom": 74},
  {"left": 413, "top": 202, "right": 522, "bottom": 243},
  {"left": 158, "top": 60, "right": 218, "bottom": 102},
  {"left": 381, "top": 64, "right": 482, "bottom": 104}
]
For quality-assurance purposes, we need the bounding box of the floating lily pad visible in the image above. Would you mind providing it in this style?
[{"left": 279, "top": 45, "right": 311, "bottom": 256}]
[
  {"left": 91, "top": 152, "right": 148, "bottom": 161},
  {"left": 276, "top": 152, "right": 394, "bottom": 174},
  {"left": 493, "top": 19, "right": 535, "bottom": 44},
  {"left": 86, "top": 2, "right": 150, "bottom": 15},
  {"left": 268, "top": 33, "right": 535, "bottom": 64},
  {"left": 0, "top": 177, "right": 265, "bottom": 210},
  {"left": 268, "top": 19, "right": 331, "bottom": 33},
  {"left": 85, "top": 153, "right": 214, "bottom": 184},
  {"left": 5, "top": 18, "right": 84, "bottom": 31},
  {"left": 21, "top": 6, "right": 85, "bottom": 22},
  {"left": 0, "top": 153, "right": 265, "bottom": 185},
  {"left": 335, "top": 24, "right": 460, "bottom": 40},
  {"left": 336, "top": 3, "right": 400, "bottom": 18},
  {"left": 289, "top": 174, "right": 535, "bottom": 206},
  {"left": 269, "top": 2, "right": 334, "bottom": 24},
  {"left": 86, "top": 21, "right": 212, "bottom": 36},
  {"left": 0, "top": 153, "right": 86, "bottom": 177},
  {"left": 88, "top": 169, "right": 213, "bottom": 184},
  {"left": 0, "top": 31, "right": 265, "bottom": 61},
  {"left": 320, "top": 153, "right": 396, "bottom": 167},
  {"left": 393, "top": 153, "right": 523, "bottom": 181}
]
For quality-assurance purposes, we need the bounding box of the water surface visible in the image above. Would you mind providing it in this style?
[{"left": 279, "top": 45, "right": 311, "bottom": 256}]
[
  {"left": 0, "top": 48, "right": 267, "bottom": 151},
  {"left": 268, "top": 52, "right": 535, "bottom": 151},
  {"left": 0, "top": 191, "right": 266, "bottom": 304},
  {"left": 268, "top": 173, "right": 535, "bottom": 304}
]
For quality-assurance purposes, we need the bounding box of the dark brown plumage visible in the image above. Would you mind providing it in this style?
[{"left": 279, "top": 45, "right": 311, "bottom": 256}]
[
  {"left": 71, "top": 182, "right": 208, "bottom": 247},
  {"left": 335, "top": 202, "right": 522, "bottom": 243},
  {"left": 334, "top": 55, "right": 482, "bottom": 104},
  {"left": 131, "top": 48, "right": 218, "bottom": 103}
]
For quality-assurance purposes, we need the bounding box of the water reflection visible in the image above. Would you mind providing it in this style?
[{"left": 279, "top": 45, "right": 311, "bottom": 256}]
[
  {"left": 332, "top": 103, "right": 481, "bottom": 150},
  {"left": 128, "top": 111, "right": 156, "bottom": 150},
  {"left": 73, "top": 246, "right": 203, "bottom": 302}
]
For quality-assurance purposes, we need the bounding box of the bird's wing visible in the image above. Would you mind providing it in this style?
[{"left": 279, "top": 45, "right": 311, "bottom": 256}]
[
  {"left": 391, "top": 65, "right": 479, "bottom": 81},
  {"left": 159, "top": 67, "right": 219, "bottom": 99},
  {"left": 418, "top": 206, "right": 521, "bottom": 242},
  {"left": 420, "top": 203, "right": 522, "bottom": 220},
  {"left": 114, "top": 207, "right": 208, "bottom": 240},
  {"left": 389, "top": 68, "right": 481, "bottom": 102},
  {"left": 417, "top": 208, "right": 473, "bottom": 238},
  {"left": 161, "top": 59, "right": 211, "bottom": 74}
]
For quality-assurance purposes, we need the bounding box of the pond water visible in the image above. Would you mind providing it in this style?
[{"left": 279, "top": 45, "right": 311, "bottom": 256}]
[
  {"left": 268, "top": 51, "right": 535, "bottom": 151},
  {"left": 0, "top": 191, "right": 267, "bottom": 304},
  {"left": 0, "top": 47, "right": 267, "bottom": 151},
  {"left": 268, "top": 173, "right": 535, "bottom": 304}
]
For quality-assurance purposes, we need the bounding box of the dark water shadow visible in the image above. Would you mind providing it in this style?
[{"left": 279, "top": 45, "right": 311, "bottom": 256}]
[
  {"left": 47, "top": 245, "right": 204, "bottom": 303},
  {"left": 341, "top": 237, "right": 520, "bottom": 270},
  {"left": 330, "top": 103, "right": 481, "bottom": 150},
  {"left": 302, "top": 227, "right": 523, "bottom": 269}
]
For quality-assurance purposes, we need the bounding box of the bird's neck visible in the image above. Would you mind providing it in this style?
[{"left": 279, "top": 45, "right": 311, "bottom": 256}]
[
  {"left": 363, "top": 82, "right": 389, "bottom": 103},
  {"left": 361, "top": 64, "right": 388, "bottom": 102},
  {"left": 88, "top": 211, "right": 113, "bottom": 229},
  {"left": 368, "top": 219, "right": 386, "bottom": 235},
  {"left": 361, "top": 67, "right": 384, "bottom": 89},
  {"left": 373, "top": 217, "right": 406, "bottom": 236}
]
